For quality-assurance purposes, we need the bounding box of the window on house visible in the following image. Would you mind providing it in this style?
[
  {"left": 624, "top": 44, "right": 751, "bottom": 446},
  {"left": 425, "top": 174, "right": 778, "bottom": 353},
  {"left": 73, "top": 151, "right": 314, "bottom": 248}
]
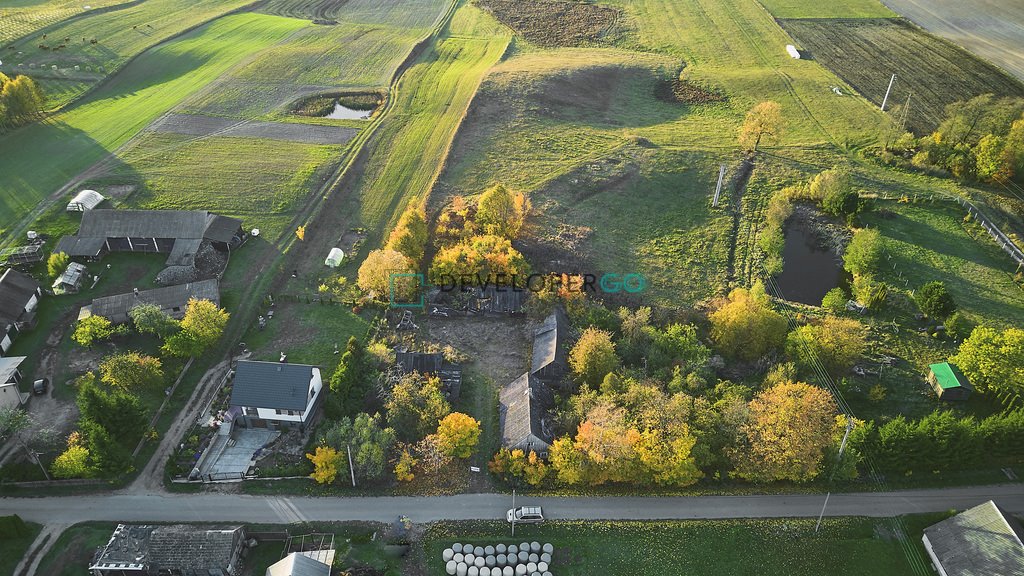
[{"left": 275, "top": 409, "right": 282, "bottom": 415}]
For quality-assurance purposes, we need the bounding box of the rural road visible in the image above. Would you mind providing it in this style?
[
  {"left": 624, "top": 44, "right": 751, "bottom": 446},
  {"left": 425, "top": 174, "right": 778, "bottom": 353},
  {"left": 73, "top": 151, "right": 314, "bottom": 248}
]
[{"left": 3, "top": 484, "right": 1023, "bottom": 525}]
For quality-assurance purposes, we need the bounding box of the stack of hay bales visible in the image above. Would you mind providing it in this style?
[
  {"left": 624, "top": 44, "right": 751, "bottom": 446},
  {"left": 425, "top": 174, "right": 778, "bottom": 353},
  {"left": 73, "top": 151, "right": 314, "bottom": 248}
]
[{"left": 443, "top": 542, "right": 555, "bottom": 576}]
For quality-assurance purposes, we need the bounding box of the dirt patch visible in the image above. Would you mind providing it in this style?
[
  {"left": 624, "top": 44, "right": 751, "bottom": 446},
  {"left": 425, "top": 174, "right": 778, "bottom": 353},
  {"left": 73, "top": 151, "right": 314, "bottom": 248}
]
[
  {"left": 148, "top": 114, "right": 359, "bottom": 145},
  {"left": 476, "top": 0, "right": 622, "bottom": 47},
  {"left": 422, "top": 315, "right": 533, "bottom": 388},
  {"left": 655, "top": 78, "right": 725, "bottom": 104},
  {"left": 103, "top": 184, "right": 136, "bottom": 201}
]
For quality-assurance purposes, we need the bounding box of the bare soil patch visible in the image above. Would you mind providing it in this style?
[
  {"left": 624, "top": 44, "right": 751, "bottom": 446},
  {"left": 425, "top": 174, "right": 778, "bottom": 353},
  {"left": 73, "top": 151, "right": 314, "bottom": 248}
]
[
  {"left": 655, "top": 78, "right": 724, "bottom": 104},
  {"left": 475, "top": 0, "right": 622, "bottom": 47},
  {"left": 148, "top": 114, "right": 359, "bottom": 145}
]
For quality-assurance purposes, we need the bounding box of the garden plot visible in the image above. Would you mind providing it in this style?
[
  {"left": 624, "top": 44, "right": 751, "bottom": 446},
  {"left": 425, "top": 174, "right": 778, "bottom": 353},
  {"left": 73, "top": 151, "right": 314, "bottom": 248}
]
[
  {"left": 148, "top": 114, "right": 359, "bottom": 145},
  {"left": 779, "top": 18, "right": 1024, "bottom": 134}
]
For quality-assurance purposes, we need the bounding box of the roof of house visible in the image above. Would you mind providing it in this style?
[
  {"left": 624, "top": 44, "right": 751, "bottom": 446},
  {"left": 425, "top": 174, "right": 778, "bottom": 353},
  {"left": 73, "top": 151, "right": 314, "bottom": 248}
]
[
  {"left": 89, "top": 524, "right": 244, "bottom": 573},
  {"left": 930, "top": 362, "right": 972, "bottom": 390},
  {"left": 499, "top": 372, "right": 553, "bottom": 449},
  {"left": 923, "top": 500, "right": 1024, "bottom": 576},
  {"left": 531, "top": 307, "right": 568, "bottom": 375},
  {"left": 266, "top": 552, "right": 332, "bottom": 576},
  {"left": 230, "top": 360, "right": 318, "bottom": 411},
  {"left": 85, "top": 279, "right": 219, "bottom": 324},
  {"left": 0, "top": 269, "right": 39, "bottom": 326},
  {"left": 0, "top": 356, "right": 26, "bottom": 383}
]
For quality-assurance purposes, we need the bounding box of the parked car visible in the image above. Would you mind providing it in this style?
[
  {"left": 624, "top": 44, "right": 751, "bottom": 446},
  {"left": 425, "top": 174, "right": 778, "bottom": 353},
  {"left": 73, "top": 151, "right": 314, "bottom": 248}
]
[
  {"left": 507, "top": 506, "right": 544, "bottom": 524},
  {"left": 32, "top": 378, "right": 48, "bottom": 395}
]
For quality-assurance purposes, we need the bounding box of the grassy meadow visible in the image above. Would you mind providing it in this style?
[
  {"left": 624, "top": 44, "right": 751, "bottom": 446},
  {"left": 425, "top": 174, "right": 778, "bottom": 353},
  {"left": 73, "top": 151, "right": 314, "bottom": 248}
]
[
  {"left": 0, "top": 13, "right": 307, "bottom": 238},
  {"left": 756, "top": 0, "right": 894, "bottom": 18},
  {"left": 0, "top": 0, "right": 130, "bottom": 44}
]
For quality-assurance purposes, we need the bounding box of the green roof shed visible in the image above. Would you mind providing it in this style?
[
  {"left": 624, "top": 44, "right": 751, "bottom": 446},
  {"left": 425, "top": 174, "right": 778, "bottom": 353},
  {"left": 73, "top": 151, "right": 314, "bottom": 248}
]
[{"left": 928, "top": 362, "right": 973, "bottom": 401}]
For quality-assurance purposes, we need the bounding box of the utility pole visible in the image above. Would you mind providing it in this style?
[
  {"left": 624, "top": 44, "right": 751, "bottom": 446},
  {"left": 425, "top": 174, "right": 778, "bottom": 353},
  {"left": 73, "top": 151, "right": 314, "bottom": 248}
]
[
  {"left": 880, "top": 74, "right": 896, "bottom": 111},
  {"left": 815, "top": 417, "right": 855, "bottom": 533},
  {"left": 712, "top": 164, "right": 726, "bottom": 207},
  {"left": 510, "top": 489, "right": 516, "bottom": 538},
  {"left": 347, "top": 444, "right": 356, "bottom": 488},
  {"left": 899, "top": 92, "right": 912, "bottom": 132}
]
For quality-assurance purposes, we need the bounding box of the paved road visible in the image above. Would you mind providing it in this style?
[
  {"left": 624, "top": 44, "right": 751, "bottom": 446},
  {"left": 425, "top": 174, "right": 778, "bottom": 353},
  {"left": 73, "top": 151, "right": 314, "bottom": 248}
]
[{"left": 3, "top": 484, "right": 1022, "bottom": 525}]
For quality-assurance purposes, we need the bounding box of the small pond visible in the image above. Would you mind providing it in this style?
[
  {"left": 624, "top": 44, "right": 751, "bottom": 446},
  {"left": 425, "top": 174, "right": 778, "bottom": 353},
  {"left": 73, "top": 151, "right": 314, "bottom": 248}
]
[
  {"left": 774, "top": 221, "right": 843, "bottom": 305},
  {"left": 323, "top": 101, "right": 373, "bottom": 120}
]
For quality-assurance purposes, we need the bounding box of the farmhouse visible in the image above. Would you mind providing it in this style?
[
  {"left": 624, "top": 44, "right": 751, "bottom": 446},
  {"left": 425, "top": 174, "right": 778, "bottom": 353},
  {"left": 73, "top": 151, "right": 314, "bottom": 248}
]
[
  {"left": 229, "top": 360, "right": 323, "bottom": 431},
  {"left": 55, "top": 209, "right": 244, "bottom": 267},
  {"left": 928, "top": 362, "right": 973, "bottom": 401},
  {"left": 52, "top": 261, "right": 89, "bottom": 295},
  {"left": 499, "top": 372, "right": 554, "bottom": 455},
  {"left": 88, "top": 523, "right": 247, "bottom": 576},
  {"left": 79, "top": 279, "right": 219, "bottom": 325},
  {"left": 0, "top": 269, "right": 41, "bottom": 356},
  {"left": 66, "top": 189, "right": 105, "bottom": 212},
  {"left": 0, "top": 356, "right": 28, "bottom": 410},
  {"left": 921, "top": 500, "right": 1024, "bottom": 576},
  {"left": 395, "top": 350, "right": 462, "bottom": 400},
  {"left": 531, "top": 307, "right": 569, "bottom": 382}
]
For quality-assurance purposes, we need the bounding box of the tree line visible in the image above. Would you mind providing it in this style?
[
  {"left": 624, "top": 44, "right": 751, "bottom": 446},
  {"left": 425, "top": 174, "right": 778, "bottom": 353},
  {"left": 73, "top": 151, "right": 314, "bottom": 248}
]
[{"left": 0, "top": 72, "right": 44, "bottom": 132}]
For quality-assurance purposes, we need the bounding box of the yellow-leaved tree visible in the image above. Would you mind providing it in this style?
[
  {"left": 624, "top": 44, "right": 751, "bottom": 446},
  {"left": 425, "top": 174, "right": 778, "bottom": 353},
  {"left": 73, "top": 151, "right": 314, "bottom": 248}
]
[
  {"left": 709, "top": 282, "right": 787, "bottom": 362},
  {"left": 307, "top": 446, "right": 343, "bottom": 484},
  {"left": 738, "top": 101, "right": 783, "bottom": 152},
  {"left": 436, "top": 412, "right": 481, "bottom": 459}
]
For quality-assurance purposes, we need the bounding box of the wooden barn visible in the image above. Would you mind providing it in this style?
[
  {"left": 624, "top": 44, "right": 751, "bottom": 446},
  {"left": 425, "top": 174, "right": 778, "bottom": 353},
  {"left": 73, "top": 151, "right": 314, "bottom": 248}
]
[{"left": 928, "top": 362, "right": 973, "bottom": 401}]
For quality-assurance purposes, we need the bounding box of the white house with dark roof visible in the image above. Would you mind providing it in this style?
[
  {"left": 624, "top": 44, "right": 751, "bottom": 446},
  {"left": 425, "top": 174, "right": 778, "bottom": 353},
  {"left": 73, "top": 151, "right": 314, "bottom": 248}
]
[
  {"left": 922, "top": 500, "right": 1024, "bottom": 576},
  {"left": 229, "top": 360, "right": 322, "bottom": 431}
]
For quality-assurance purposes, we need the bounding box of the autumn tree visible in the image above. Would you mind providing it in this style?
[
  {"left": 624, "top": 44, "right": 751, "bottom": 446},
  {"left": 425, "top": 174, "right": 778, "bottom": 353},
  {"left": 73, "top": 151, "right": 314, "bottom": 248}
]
[
  {"left": 51, "top": 432, "right": 92, "bottom": 479},
  {"left": 129, "top": 303, "right": 179, "bottom": 339},
  {"left": 808, "top": 167, "right": 851, "bottom": 202},
  {"left": 99, "top": 352, "right": 163, "bottom": 390},
  {"left": 357, "top": 248, "right": 415, "bottom": 300},
  {"left": 72, "top": 315, "right": 121, "bottom": 347},
  {"left": 385, "top": 373, "right": 451, "bottom": 441},
  {"left": 731, "top": 381, "right": 838, "bottom": 483},
  {"left": 413, "top": 433, "right": 451, "bottom": 473},
  {"left": 952, "top": 326, "right": 1024, "bottom": 405},
  {"left": 843, "top": 228, "right": 883, "bottom": 276},
  {"left": 915, "top": 281, "right": 956, "bottom": 320},
  {"left": 569, "top": 327, "right": 620, "bottom": 387},
  {"left": 386, "top": 201, "right": 429, "bottom": 265},
  {"left": 320, "top": 413, "right": 396, "bottom": 482},
  {"left": 47, "top": 251, "right": 69, "bottom": 279},
  {"left": 394, "top": 448, "right": 417, "bottom": 482},
  {"left": 429, "top": 234, "right": 530, "bottom": 285},
  {"left": 307, "top": 446, "right": 343, "bottom": 484},
  {"left": 738, "top": 101, "right": 783, "bottom": 152},
  {"left": 786, "top": 317, "right": 867, "bottom": 377},
  {"left": 436, "top": 412, "right": 481, "bottom": 458},
  {"left": 162, "top": 299, "right": 228, "bottom": 358},
  {"left": 476, "top": 184, "right": 531, "bottom": 239},
  {"left": 709, "top": 282, "right": 787, "bottom": 361}
]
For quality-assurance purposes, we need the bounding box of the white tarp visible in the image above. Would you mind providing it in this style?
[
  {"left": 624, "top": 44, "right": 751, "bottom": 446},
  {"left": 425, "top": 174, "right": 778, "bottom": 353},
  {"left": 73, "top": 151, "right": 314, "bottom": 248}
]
[
  {"left": 786, "top": 44, "right": 801, "bottom": 59},
  {"left": 67, "top": 189, "right": 105, "bottom": 212},
  {"left": 325, "top": 247, "right": 344, "bottom": 267}
]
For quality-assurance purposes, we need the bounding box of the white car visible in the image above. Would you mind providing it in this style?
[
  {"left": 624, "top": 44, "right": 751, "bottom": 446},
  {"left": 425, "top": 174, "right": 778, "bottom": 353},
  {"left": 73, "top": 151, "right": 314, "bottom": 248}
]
[{"left": 507, "top": 506, "right": 544, "bottom": 524}]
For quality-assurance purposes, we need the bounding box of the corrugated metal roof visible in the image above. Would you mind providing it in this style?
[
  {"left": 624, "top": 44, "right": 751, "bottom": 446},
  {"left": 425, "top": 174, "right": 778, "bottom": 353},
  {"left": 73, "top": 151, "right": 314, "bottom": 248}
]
[
  {"left": 204, "top": 214, "right": 243, "bottom": 244},
  {"left": 499, "top": 372, "right": 553, "bottom": 450},
  {"left": 923, "top": 500, "right": 1024, "bottom": 576},
  {"left": 87, "top": 279, "right": 219, "bottom": 324},
  {"left": 0, "top": 269, "right": 39, "bottom": 327},
  {"left": 54, "top": 235, "right": 105, "bottom": 257},
  {"left": 531, "top": 307, "right": 568, "bottom": 375},
  {"left": 78, "top": 209, "right": 209, "bottom": 239},
  {"left": 930, "top": 362, "right": 972, "bottom": 390},
  {"left": 229, "top": 360, "right": 317, "bottom": 411},
  {"left": 0, "top": 356, "right": 26, "bottom": 383}
]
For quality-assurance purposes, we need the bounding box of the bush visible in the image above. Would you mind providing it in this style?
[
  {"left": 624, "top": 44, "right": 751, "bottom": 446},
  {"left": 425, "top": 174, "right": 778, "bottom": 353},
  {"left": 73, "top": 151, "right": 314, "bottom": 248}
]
[
  {"left": 915, "top": 281, "right": 956, "bottom": 320},
  {"left": 852, "top": 275, "right": 887, "bottom": 309},
  {"left": 821, "top": 287, "right": 848, "bottom": 313},
  {"left": 844, "top": 228, "right": 883, "bottom": 276}
]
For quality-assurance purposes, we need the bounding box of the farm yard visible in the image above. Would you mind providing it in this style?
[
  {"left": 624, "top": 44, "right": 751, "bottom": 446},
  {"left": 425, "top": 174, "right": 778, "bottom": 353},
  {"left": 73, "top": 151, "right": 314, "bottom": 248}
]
[{"left": 779, "top": 18, "right": 1024, "bottom": 134}]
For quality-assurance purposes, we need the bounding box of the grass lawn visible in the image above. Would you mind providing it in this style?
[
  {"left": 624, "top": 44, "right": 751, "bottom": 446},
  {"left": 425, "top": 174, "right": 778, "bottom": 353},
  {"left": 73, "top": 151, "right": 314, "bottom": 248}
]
[
  {"left": 0, "top": 12, "right": 307, "bottom": 237},
  {"left": 0, "top": 521, "right": 42, "bottom": 576},
  {"left": 418, "top": 516, "right": 944, "bottom": 576},
  {"left": 756, "top": 0, "right": 894, "bottom": 19},
  {"left": 241, "top": 301, "right": 372, "bottom": 366}
]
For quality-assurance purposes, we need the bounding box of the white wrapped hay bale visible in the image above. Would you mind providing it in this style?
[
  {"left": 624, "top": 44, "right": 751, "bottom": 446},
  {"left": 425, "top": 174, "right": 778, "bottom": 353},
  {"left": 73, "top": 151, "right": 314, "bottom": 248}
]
[
  {"left": 540, "top": 553, "right": 551, "bottom": 564},
  {"left": 444, "top": 549, "right": 455, "bottom": 561},
  {"left": 453, "top": 543, "right": 464, "bottom": 553},
  {"left": 446, "top": 560, "right": 458, "bottom": 575},
  {"left": 537, "top": 561, "right": 548, "bottom": 572},
  {"left": 485, "top": 545, "right": 495, "bottom": 556},
  {"left": 468, "top": 566, "right": 479, "bottom": 576},
  {"left": 496, "top": 543, "right": 507, "bottom": 554},
  {"left": 497, "top": 553, "right": 507, "bottom": 566},
  {"left": 517, "top": 551, "right": 528, "bottom": 563},
  {"left": 530, "top": 542, "right": 540, "bottom": 553},
  {"left": 475, "top": 556, "right": 486, "bottom": 568},
  {"left": 514, "top": 565, "right": 527, "bottom": 576},
  {"left": 502, "top": 567, "right": 513, "bottom": 576},
  {"left": 507, "top": 544, "right": 518, "bottom": 555},
  {"left": 526, "top": 562, "right": 537, "bottom": 573},
  {"left": 475, "top": 546, "right": 485, "bottom": 556},
  {"left": 542, "top": 543, "right": 553, "bottom": 554},
  {"left": 529, "top": 553, "right": 538, "bottom": 563}
]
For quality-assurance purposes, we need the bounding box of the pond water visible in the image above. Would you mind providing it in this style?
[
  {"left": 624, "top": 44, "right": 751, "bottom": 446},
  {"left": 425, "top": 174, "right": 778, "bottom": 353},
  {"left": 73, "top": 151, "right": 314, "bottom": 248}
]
[
  {"left": 774, "top": 222, "right": 843, "bottom": 305},
  {"left": 323, "top": 101, "right": 373, "bottom": 120}
]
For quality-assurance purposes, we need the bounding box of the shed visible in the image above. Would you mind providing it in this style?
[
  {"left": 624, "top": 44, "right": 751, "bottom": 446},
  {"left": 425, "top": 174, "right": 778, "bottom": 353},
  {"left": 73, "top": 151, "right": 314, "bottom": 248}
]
[
  {"left": 0, "top": 356, "right": 27, "bottom": 410},
  {"left": 922, "top": 500, "right": 1024, "bottom": 576},
  {"left": 394, "top": 350, "right": 462, "bottom": 400},
  {"left": 52, "top": 262, "right": 88, "bottom": 295},
  {"left": 66, "top": 189, "right": 105, "bottom": 212},
  {"left": 0, "top": 269, "right": 41, "bottom": 355},
  {"left": 928, "top": 362, "right": 973, "bottom": 401},
  {"left": 324, "top": 248, "right": 344, "bottom": 268},
  {"left": 786, "top": 44, "right": 801, "bottom": 59},
  {"left": 531, "top": 307, "right": 569, "bottom": 382}
]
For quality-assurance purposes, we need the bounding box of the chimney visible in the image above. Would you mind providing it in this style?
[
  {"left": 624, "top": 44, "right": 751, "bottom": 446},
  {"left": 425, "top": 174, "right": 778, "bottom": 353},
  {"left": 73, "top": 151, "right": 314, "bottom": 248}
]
[{"left": 279, "top": 353, "right": 287, "bottom": 363}]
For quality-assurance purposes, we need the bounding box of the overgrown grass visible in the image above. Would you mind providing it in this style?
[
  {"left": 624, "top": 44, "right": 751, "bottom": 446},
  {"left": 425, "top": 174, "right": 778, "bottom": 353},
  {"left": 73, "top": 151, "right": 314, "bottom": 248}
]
[
  {"left": 241, "top": 301, "right": 371, "bottom": 366},
  {"left": 0, "top": 520, "right": 42, "bottom": 576},
  {"left": 34, "top": 522, "right": 115, "bottom": 576},
  {"left": 418, "top": 516, "right": 943, "bottom": 576},
  {"left": 0, "top": 13, "right": 308, "bottom": 237},
  {"left": 756, "top": 0, "right": 894, "bottom": 19}
]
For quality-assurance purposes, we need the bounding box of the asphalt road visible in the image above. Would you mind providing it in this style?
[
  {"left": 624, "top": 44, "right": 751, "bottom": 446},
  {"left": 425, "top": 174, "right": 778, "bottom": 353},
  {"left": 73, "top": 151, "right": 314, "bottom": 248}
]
[{"left": 3, "top": 484, "right": 1023, "bottom": 525}]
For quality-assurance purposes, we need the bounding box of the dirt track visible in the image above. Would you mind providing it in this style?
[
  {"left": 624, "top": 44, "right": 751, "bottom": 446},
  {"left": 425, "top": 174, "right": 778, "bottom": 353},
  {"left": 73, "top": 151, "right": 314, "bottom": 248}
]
[{"left": 148, "top": 114, "right": 359, "bottom": 145}]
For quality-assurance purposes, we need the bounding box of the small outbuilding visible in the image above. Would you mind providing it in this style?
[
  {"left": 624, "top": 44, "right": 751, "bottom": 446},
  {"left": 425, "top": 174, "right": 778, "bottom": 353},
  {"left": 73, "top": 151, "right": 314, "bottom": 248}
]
[
  {"left": 324, "top": 247, "right": 344, "bottom": 268},
  {"left": 531, "top": 307, "right": 569, "bottom": 382},
  {"left": 266, "top": 552, "right": 333, "bottom": 576},
  {"left": 52, "top": 262, "right": 89, "bottom": 295},
  {"left": 922, "top": 500, "right": 1024, "bottom": 576},
  {"left": 499, "top": 372, "right": 554, "bottom": 455},
  {"left": 89, "top": 524, "right": 247, "bottom": 576},
  {"left": 80, "top": 279, "right": 219, "bottom": 325},
  {"left": 786, "top": 44, "right": 801, "bottom": 59},
  {"left": 394, "top": 350, "right": 462, "bottom": 400},
  {"left": 0, "top": 356, "right": 28, "bottom": 410},
  {"left": 66, "top": 189, "right": 105, "bottom": 212},
  {"left": 928, "top": 362, "right": 973, "bottom": 401}
]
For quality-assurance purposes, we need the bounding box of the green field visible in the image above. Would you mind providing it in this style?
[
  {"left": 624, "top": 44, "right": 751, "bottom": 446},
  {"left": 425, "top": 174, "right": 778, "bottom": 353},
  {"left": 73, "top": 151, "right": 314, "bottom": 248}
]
[
  {"left": 756, "top": 0, "right": 894, "bottom": 19},
  {"left": 81, "top": 133, "right": 346, "bottom": 238},
  {"left": 3, "top": 0, "right": 255, "bottom": 107},
  {"left": 421, "top": 517, "right": 937, "bottom": 576},
  {"left": 0, "top": 13, "right": 307, "bottom": 237},
  {"left": 0, "top": 0, "right": 129, "bottom": 44},
  {"left": 780, "top": 18, "right": 1024, "bottom": 134},
  {"left": 0, "top": 520, "right": 42, "bottom": 576},
  {"left": 33, "top": 522, "right": 117, "bottom": 576}
]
